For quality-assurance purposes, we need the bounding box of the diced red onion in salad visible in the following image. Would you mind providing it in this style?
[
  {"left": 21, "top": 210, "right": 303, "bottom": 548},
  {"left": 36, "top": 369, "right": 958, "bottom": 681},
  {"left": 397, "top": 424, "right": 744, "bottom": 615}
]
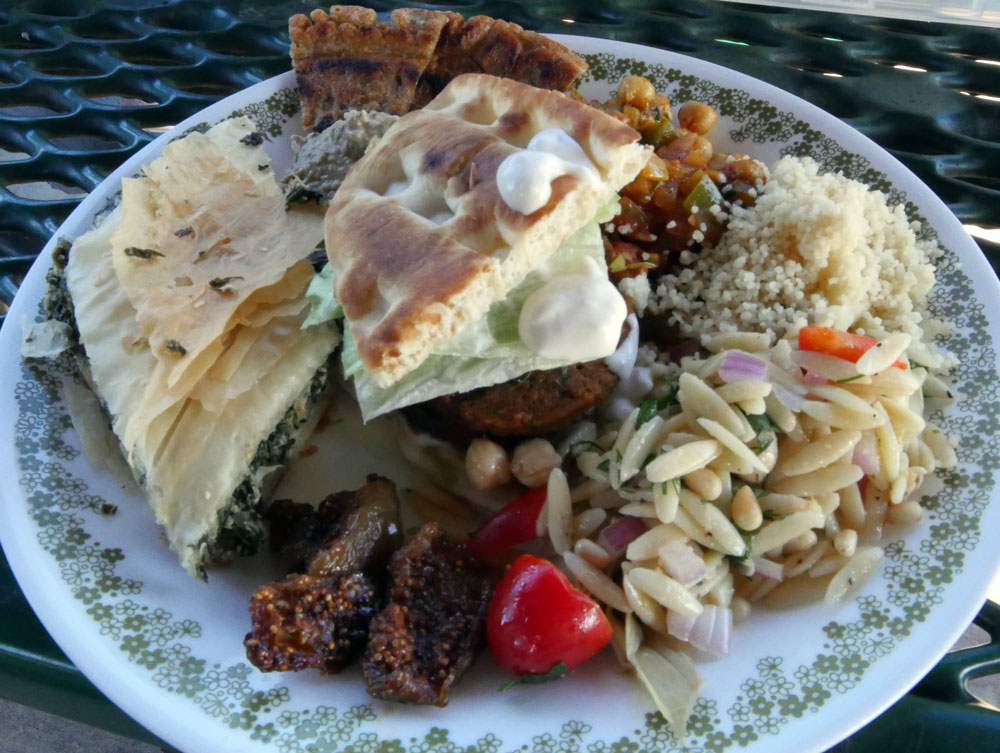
[
  {"left": 597, "top": 515, "right": 648, "bottom": 559},
  {"left": 852, "top": 432, "right": 881, "bottom": 475},
  {"left": 718, "top": 351, "right": 767, "bottom": 383},
  {"left": 752, "top": 556, "right": 784, "bottom": 581},
  {"left": 771, "top": 380, "right": 807, "bottom": 412},
  {"left": 667, "top": 605, "right": 732, "bottom": 657},
  {"left": 658, "top": 540, "right": 708, "bottom": 587}
]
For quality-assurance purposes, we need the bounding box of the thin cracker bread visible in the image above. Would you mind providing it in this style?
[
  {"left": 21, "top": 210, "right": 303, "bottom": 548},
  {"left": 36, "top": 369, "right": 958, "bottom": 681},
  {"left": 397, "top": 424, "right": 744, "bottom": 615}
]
[{"left": 111, "top": 117, "right": 324, "bottom": 385}]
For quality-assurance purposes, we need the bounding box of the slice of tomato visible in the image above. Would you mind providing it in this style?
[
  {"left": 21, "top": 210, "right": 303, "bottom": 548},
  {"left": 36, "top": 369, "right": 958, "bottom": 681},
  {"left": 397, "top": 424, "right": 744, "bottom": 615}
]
[
  {"left": 467, "top": 487, "right": 546, "bottom": 559},
  {"left": 798, "top": 326, "right": 906, "bottom": 369},
  {"left": 487, "top": 554, "right": 612, "bottom": 676}
]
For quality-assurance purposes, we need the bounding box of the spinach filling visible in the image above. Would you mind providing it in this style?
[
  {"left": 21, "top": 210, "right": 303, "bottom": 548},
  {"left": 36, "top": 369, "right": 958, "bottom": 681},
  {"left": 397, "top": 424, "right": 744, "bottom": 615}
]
[{"left": 201, "top": 360, "right": 333, "bottom": 567}]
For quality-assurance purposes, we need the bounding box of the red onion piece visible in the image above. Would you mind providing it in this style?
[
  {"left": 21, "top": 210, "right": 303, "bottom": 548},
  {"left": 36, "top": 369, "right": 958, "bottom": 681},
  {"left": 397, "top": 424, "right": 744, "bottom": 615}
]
[
  {"left": 667, "top": 610, "right": 696, "bottom": 642},
  {"left": 658, "top": 540, "right": 708, "bottom": 587},
  {"left": 772, "top": 380, "right": 807, "bottom": 412},
  {"left": 753, "top": 556, "right": 784, "bottom": 581},
  {"left": 718, "top": 351, "right": 767, "bottom": 383},
  {"left": 852, "top": 432, "right": 881, "bottom": 475},
  {"left": 597, "top": 515, "right": 648, "bottom": 559},
  {"left": 668, "top": 605, "right": 732, "bottom": 657}
]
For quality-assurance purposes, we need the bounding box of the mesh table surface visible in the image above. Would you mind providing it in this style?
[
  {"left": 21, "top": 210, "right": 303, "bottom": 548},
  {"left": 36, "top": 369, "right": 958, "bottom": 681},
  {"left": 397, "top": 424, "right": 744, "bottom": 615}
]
[{"left": 0, "top": 1, "right": 998, "bottom": 751}]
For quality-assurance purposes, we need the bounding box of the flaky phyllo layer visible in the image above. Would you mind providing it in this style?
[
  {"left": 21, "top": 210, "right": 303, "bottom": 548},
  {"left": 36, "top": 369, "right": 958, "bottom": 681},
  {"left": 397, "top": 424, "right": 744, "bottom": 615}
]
[{"left": 63, "top": 118, "right": 339, "bottom": 576}]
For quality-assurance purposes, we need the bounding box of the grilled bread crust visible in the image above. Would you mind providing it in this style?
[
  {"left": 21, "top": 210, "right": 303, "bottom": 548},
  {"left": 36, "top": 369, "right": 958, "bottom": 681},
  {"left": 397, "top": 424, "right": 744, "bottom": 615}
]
[{"left": 325, "top": 74, "right": 649, "bottom": 388}]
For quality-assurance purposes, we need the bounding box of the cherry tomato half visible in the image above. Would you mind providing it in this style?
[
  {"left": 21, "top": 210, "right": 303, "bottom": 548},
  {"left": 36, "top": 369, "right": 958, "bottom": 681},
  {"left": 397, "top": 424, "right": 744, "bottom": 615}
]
[{"left": 487, "top": 554, "right": 612, "bottom": 676}]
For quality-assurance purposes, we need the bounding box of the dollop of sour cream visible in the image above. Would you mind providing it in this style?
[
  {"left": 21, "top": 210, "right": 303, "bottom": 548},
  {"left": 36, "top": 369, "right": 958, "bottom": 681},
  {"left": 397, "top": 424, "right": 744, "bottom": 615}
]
[
  {"left": 518, "top": 256, "right": 628, "bottom": 362},
  {"left": 496, "top": 128, "right": 599, "bottom": 215}
]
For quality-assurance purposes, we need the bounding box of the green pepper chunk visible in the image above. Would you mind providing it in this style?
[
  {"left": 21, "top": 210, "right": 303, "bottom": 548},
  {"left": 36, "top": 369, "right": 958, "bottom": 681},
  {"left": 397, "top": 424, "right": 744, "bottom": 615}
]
[
  {"left": 683, "top": 173, "right": 724, "bottom": 214},
  {"left": 641, "top": 118, "right": 679, "bottom": 147}
]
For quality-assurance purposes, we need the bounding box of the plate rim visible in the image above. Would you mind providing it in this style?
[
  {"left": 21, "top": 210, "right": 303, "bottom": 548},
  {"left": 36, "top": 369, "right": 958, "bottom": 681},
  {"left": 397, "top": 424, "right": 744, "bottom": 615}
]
[{"left": 1, "top": 33, "right": 998, "bottom": 753}]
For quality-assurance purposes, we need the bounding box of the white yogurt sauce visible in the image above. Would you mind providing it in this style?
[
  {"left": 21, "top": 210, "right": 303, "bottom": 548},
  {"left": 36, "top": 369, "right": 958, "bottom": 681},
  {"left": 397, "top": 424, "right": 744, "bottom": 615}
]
[
  {"left": 496, "top": 128, "right": 599, "bottom": 215},
  {"left": 518, "top": 256, "right": 627, "bottom": 361}
]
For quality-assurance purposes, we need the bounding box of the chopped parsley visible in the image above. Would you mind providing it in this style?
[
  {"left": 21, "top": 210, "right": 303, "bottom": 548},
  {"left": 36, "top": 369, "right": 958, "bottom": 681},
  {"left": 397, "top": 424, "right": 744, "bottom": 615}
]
[
  {"left": 499, "top": 663, "right": 567, "bottom": 691},
  {"left": 165, "top": 339, "right": 187, "bottom": 356},
  {"left": 745, "top": 412, "right": 780, "bottom": 435},
  {"left": 597, "top": 459, "right": 610, "bottom": 473},
  {"left": 240, "top": 131, "right": 264, "bottom": 146},
  {"left": 123, "top": 246, "right": 164, "bottom": 260},
  {"left": 174, "top": 227, "right": 194, "bottom": 238},
  {"left": 635, "top": 377, "right": 680, "bottom": 428},
  {"left": 209, "top": 276, "right": 244, "bottom": 293}
]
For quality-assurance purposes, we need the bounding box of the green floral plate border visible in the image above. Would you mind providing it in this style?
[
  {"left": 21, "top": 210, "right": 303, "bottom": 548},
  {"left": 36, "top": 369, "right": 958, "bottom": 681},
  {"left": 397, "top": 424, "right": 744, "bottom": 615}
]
[{"left": 1, "top": 35, "right": 998, "bottom": 753}]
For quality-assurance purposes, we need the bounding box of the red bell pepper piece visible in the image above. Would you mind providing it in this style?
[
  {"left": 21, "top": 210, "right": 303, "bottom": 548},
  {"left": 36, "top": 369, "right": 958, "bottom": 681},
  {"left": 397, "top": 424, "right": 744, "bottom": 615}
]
[{"left": 798, "top": 326, "right": 906, "bottom": 369}]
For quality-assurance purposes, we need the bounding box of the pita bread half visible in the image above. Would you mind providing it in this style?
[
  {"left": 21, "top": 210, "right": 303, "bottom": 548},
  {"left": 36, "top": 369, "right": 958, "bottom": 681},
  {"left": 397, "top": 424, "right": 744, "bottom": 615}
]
[{"left": 325, "top": 74, "right": 650, "bottom": 388}]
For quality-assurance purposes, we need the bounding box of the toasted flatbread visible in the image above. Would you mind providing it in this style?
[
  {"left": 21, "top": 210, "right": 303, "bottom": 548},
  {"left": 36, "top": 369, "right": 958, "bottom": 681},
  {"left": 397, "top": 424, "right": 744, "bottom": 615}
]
[
  {"left": 325, "top": 74, "right": 649, "bottom": 388},
  {"left": 289, "top": 6, "right": 587, "bottom": 132},
  {"left": 289, "top": 6, "right": 453, "bottom": 132}
]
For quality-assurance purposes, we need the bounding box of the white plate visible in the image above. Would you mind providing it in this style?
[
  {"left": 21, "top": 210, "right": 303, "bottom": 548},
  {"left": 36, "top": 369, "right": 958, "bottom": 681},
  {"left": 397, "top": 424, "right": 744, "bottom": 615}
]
[{"left": 2, "top": 35, "right": 999, "bottom": 753}]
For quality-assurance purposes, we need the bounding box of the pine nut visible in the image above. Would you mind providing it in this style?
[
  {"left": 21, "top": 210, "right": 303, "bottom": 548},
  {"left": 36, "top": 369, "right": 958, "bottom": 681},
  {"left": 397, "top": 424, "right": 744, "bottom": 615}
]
[{"left": 731, "top": 485, "right": 763, "bottom": 531}]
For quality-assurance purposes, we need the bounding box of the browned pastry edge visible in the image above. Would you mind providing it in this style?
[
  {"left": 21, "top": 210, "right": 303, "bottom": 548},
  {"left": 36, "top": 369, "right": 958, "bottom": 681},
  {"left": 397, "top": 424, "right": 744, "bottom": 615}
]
[
  {"left": 289, "top": 6, "right": 454, "bottom": 130},
  {"left": 289, "top": 6, "right": 588, "bottom": 132}
]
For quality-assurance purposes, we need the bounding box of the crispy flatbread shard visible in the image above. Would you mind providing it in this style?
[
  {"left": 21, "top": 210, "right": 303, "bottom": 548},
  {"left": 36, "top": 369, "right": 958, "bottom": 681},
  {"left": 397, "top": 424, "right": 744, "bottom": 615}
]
[
  {"left": 325, "top": 74, "right": 650, "bottom": 388},
  {"left": 110, "top": 117, "right": 322, "bottom": 382},
  {"left": 411, "top": 14, "right": 587, "bottom": 108},
  {"left": 289, "top": 6, "right": 453, "bottom": 132}
]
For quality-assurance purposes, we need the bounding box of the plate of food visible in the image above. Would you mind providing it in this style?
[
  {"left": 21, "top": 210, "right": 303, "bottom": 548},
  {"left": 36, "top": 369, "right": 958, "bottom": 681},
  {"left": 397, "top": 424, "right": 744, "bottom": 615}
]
[{"left": 1, "top": 6, "right": 998, "bottom": 753}]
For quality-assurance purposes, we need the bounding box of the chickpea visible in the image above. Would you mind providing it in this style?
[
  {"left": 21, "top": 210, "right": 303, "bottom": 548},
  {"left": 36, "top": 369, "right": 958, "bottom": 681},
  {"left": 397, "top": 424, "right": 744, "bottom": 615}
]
[
  {"left": 684, "top": 135, "right": 713, "bottom": 168},
  {"left": 722, "top": 157, "right": 767, "bottom": 186},
  {"left": 677, "top": 100, "right": 718, "bottom": 135},
  {"left": 510, "top": 438, "right": 562, "bottom": 488},
  {"left": 659, "top": 132, "right": 712, "bottom": 168},
  {"left": 465, "top": 438, "right": 510, "bottom": 491},
  {"left": 617, "top": 75, "right": 656, "bottom": 110}
]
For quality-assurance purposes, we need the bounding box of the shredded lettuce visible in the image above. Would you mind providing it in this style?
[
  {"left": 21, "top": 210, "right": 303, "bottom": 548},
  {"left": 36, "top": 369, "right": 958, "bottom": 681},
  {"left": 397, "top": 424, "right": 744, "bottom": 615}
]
[
  {"left": 348, "top": 220, "right": 612, "bottom": 421},
  {"left": 302, "top": 264, "right": 343, "bottom": 328}
]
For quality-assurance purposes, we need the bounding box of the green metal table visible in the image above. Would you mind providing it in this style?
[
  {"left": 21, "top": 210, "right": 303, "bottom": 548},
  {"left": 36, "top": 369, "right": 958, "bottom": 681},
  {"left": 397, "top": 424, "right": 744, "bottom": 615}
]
[{"left": 1, "top": 1, "right": 999, "bottom": 750}]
